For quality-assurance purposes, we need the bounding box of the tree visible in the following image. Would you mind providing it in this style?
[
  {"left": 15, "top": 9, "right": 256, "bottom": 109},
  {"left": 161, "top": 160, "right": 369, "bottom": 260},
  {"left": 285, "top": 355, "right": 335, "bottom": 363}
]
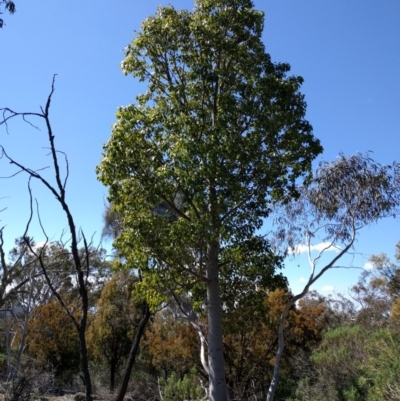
[
  {"left": 0, "top": 233, "right": 56, "bottom": 380},
  {"left": 88, "top": 270, "right": 139, "bottom": 392},
  {"left": 0, "top": 76, "right": 101, "bottom": 401},
  {"left": 97, "top": 1, "right": 322, "bottom": 399},
  {"left": 112, "top": 298, "right": 151, "bottom": 401},
  {"left": 3, "top": 237, "right": 54, "bottom": 380},
  {"left": 26, "top": 299, "right": 80, "bottom": 382},
  {"left": 267, "top": 153, "right": 400, "bottom": 400},
  {"left": 336, "top": 242, "right": 400, "bottom": 331},
  {"left": 222, "top": 288, "right": 327, "bottom": 400},
  {"left": 0, "top": 234, "right": 45, "bottom": 315},
  {"left": 99, "top": 206, "right": 153, "bottom": 401}
]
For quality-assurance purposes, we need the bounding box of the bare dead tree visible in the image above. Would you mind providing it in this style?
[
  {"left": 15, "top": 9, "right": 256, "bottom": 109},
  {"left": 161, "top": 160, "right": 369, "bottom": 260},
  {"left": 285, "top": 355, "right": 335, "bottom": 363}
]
[
  {"left": 0, "top": 75, "right": 94, "bottom": 401},
  {"left": 266, "top": 153, "right": 400, "bottom": 401}
]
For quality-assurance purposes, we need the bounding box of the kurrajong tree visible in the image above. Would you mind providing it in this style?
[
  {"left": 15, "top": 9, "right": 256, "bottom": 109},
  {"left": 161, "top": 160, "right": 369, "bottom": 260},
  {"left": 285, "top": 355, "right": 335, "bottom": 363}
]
[{"left": 97, "top": 1, "right": 322, "bottom": 400}]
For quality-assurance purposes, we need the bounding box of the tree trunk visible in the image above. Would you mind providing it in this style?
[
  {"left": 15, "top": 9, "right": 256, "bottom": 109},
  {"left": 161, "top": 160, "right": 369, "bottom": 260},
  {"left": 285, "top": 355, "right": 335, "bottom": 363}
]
[
  {"left": 114, "top": 302, "right": 151, "bottom": 401},
  {"left": 5, "top": 311, "right": 12, "bottom": 378},
  {"left": 266, "top": 293, "right": 305, "bottom": 401},
  {"left": 207, "top": 241, "right": 228, "bottom": 401},
  {"left": 78, "top": 326, "right": 93, "bottom": 401},
  {"left": 13, "top": 273, "right": 36, "bottom": 379},
  {"left": 110, "top": 351, "right": 117, "bottom": 393}
]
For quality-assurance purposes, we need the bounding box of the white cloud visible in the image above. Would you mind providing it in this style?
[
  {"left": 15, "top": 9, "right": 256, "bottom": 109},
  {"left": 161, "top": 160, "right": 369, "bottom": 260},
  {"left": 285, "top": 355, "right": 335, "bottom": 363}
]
[
  {"left": 289, "top": 242, "right": 340, "bottom": 255},
  {"left": 299, "top": 277, "right": 307, "bottom": 283},
  {"left": 322, "top": 285, "right": 334, "bottom": 292},
  {"left": 364, "top": 262, "right": 374, "bottom": 270}
]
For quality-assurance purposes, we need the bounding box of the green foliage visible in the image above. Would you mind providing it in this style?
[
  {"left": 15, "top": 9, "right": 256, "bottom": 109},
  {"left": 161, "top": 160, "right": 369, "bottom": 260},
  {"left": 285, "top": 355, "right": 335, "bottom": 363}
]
[
  {"left": 291, "top": 244, "right": 400, "bottom": 401},
  {"left": 293, "top": 325, "right": 400, "bottom": 401},
  {"left": 97, "top": 0, "right": 322, "bottom": 315},
  {"left": 360, "top": 329, "right": 400, "bottom": 401},
  {"left": 274, "top": 154, "right": 400, "bottom": 255},
  {"left": 160, "top": 368, "right": 206, "bottom": 401},
  {"left": 219, "top": 237, "right": 286, "bottom": 312},
  {"left": 87, "top": 270, "right": 139, "bottom": 391}
]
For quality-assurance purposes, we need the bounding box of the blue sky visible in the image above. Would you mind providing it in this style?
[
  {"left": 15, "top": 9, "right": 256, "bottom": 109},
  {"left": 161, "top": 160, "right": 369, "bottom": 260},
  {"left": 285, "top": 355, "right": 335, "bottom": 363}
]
[{"left": 1, "top": 0, "right": 399, "bottom": 296}]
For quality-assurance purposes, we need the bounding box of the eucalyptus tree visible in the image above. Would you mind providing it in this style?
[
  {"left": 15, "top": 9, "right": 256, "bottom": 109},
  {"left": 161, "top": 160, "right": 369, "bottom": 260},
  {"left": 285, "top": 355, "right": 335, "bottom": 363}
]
[
  {"left": 268, "top": 153, "right": 400, "bottom": 401},
  {"left": 97, "top": 1, "right": 322, "bottom": 400}
]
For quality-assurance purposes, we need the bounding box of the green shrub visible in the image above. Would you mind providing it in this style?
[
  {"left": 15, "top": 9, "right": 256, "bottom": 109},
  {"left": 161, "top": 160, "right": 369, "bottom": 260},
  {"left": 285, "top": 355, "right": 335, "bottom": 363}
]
[{"left": 160, "top": 368, "right": 206, "bottom": 401}]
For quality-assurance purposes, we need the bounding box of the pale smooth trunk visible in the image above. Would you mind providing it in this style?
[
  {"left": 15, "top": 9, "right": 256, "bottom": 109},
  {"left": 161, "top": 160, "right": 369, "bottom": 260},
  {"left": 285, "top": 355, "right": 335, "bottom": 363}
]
[
  {"left": 266, "top": 300, "right": 293, "bottom": 401},
  {"left": 207, "top": 242, "right": 228, "bottom": 401}
]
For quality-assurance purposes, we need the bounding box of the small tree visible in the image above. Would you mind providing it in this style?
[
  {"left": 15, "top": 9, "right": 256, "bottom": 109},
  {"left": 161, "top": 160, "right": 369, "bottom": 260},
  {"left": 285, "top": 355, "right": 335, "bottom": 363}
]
[
  {"left": 27, "top": 299, "right": 80, "bottom": 382},
  {"left": 143, "top": 311, "right": 202, "bottom": 379},
  {"left": 88, "top": 271, "right": 138, "bottom": 392}
]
